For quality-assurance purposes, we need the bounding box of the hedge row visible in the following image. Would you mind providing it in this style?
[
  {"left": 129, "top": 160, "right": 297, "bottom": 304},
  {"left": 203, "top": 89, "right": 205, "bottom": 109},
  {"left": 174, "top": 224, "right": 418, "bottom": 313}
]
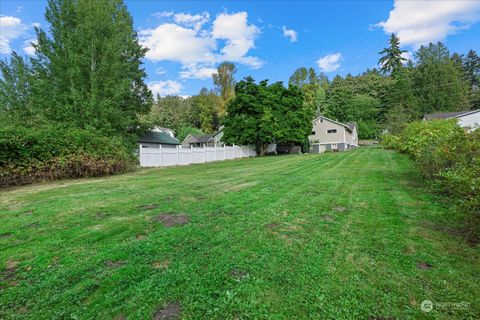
[
  {"left": 0, "top": 125, "right": 136, "bottom": 188},
  {"left": 382, "top": 120, "right": 479, "bottom": 240}
]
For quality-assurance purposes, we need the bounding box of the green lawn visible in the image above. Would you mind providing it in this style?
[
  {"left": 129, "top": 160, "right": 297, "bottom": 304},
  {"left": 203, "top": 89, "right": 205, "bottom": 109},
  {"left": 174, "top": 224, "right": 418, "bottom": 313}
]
[{"left": 1, "top": 147, "right": 479, "bottom": 319}]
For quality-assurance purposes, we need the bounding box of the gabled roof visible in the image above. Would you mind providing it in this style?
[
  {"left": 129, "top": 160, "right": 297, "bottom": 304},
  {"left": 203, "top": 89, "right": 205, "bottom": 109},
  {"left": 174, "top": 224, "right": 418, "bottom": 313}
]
[
  {"left": 312, "top": 115, "right": 354, "bottom": 132},
  {"left": 424, "top": 109, "right": 479, "bottom": 120},
  {"left": 212, "top": 125, "right": 224, "bottom": 138},
  {"left": 195, "top": 134, "right": 213, "bottom": 143},
  {"left": 138, "top": 131, "right": 180, "bottom": 145}
]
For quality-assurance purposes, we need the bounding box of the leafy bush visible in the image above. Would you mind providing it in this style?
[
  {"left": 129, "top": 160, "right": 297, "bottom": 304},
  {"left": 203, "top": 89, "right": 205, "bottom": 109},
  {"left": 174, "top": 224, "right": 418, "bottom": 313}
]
[
  {"left": 0, "top": 124, "right": 136, "bottom": 187},
  {"left": 384, "top": 120, "right": 480, "bottom": 239},
  {"left": 380, "top": 133, "right": 401, "bottom": 150}
]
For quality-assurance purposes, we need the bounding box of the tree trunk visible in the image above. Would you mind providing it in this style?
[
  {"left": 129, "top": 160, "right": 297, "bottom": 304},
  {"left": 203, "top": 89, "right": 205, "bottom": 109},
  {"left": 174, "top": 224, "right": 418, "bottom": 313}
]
[{"left": 256, "top": 142, "right": 267, "bottom": 156}]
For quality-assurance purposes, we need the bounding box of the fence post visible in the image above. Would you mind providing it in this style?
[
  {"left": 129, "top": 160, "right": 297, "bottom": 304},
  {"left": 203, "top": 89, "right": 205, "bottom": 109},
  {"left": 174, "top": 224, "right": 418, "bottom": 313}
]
[
  {"left": 190, "top": 145, "right": 193, "bottom": 165},
  {"left": 176, "top": 145, "right": 179, "bottom": 166},
  {"left": 203, "top": 144, "right": 206, "bottom": 163},
  {"left": 224, "top": 144, "right": 226, "bottom": 160},
  {"left": 159, "top": 144, "right": 162, "bottom": 167},
  {"left": 139, "top": 144, "right": 143, "bottom": 166},
  {"left": 232, "top": 143, "right": 235, "bottom": 159}
]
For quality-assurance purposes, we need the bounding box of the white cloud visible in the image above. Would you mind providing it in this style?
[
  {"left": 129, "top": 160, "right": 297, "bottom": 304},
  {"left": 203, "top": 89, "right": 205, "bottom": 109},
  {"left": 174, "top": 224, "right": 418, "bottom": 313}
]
[
  {"left": 317, "top": 53, "right": 342, "bottom": 73},
  {"left": 23, "top": 38, "right": 37, "bottom": 55},
  {"left": 140, "top": 23, "right": 217, "bottom": 64},
  {"left": 377, "top": 0, "right": 480, "bottom": 48},
  {"left": 140, "top": 11, "right": 263, "bottom": 79},
  {"left": 211, "top": 12, "right": 262, "bottom": 69},
  {"left": 148, "top": 80, "right": 182, "bottom": 96},
  {"left": 174, "top": 12, "right": 209, "bottom": 31},
  {"left": 282, "top": 25, "right": 298, "bottom": 43},
  {"left": 179, "top": 65, "right": 217, "bottom": 79},
  {"left": 0, "top": 16, "right": 27, "bottom": 54},
  {"left": 153, "top": 11, "right": 173, "bottom": 18},
  {"left": 401, "top": 51, "right": 413, "bottom": 63}
]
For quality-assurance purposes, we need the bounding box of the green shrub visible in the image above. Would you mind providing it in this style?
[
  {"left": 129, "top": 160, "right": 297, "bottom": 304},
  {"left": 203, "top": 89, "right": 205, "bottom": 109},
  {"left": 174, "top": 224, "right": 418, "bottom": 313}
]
[
  {"left": 389, "top": 120, "right": 479, "bottom": 238},
  {"left": 0, "top": 124, "right": 136, "bottom": 187},
  {"left": 380, "top": 133, "right": 401, "bottom": 150}
]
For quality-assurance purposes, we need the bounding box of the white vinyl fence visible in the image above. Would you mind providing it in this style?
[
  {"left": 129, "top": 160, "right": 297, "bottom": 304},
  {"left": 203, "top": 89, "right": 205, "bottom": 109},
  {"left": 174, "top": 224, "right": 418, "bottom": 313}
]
[{"left": 139, "top": 144, "right": 256, "bottom": 167}]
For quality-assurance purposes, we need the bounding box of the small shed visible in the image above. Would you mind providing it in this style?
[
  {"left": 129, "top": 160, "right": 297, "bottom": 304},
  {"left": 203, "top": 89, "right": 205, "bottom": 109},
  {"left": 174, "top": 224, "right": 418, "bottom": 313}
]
[{"left": 138, "top": 131, "right": 181, "bottom": 149}]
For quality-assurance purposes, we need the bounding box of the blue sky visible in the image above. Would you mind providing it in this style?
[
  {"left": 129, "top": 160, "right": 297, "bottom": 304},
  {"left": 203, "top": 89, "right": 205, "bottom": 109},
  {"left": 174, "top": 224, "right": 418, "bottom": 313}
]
[{"left": 1, "top": 1, "right": 480, "bottom": 96}]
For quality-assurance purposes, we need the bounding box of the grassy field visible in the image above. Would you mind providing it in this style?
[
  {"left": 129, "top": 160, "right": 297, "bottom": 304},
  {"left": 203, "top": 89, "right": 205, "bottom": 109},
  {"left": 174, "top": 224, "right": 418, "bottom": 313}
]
[{"left": 1, "top": 147, "right": 479, "bottom": 319}]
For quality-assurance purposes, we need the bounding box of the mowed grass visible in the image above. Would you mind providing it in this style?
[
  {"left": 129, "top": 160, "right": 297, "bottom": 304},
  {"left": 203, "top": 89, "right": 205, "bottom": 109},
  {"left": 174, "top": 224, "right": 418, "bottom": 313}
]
[{"left": 1, "top": 147, "right": 479, "bottom": 319}]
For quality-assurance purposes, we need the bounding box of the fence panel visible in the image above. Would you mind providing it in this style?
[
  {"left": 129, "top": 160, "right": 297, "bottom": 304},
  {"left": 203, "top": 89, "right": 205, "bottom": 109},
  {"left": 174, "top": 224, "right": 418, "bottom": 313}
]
[
  {"left": 205, "top": 147, "right": 216, "bottom": 162},
  {"left": 178, "top": 148, "right": 192, "bottom": 166},
  {"left": 225, "top": 146, "right": 235, "bottom": 160},
  {"left": 192, "top": 148, "right": 205, "bottom": 164},
  {"left": 161, "top": 148, "right": 177, "bottom": 167},
  {"left": 139, "top": 144, "right": 256, "bottom": 167},
  {"left": 215, "top": 147, "right": 225, "bottom": 161}
]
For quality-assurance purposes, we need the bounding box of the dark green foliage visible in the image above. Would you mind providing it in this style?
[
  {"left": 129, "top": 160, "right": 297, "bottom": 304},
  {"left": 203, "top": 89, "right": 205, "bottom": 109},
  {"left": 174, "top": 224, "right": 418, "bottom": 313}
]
[
  {"left": 0, "top": 125, "right": 135, "bottom": 187},
  {"left": 223, "top": 77, "right": 313, "bottom": 155},
  {"left": 141, "top": 95, "right": 195, "bottom": 134},
  {"left": 412, "top": 42, "right": 471, "bottom": 114},
  {"left": 191, "top": 88, "right": 222, "bottom": 133},
  {"left": 378, "top": 33, "right": 406, "bottom": 76},
  {"left": 323, "top": 73, "right": 386, "bottom": 139},
  {"left": 462, "top": 50, "right": 480, "bottom": 88},
  {"left": 177, "top": 127, "right": 204, "bottom": 142},
  {"left": 289, "top": 67, "right": 328, "bottom": 114}
]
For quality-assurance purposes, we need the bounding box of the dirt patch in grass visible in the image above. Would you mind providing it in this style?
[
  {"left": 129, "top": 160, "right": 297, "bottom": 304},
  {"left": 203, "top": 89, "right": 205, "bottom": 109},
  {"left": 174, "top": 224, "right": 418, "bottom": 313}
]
[
  {"left": 0, "top": 260, "right": 18, "bottom": 288},
  {"left": 333, "top": 206, "right": 347, "bottom": 213},
  {"left": 322, "top": 215, "right": 335, "bottom": 222},
  {"left": 152, "top": 260, "right": 170, "bottom": 270},
  {"left": 153, "top": 214, "right": 189, "bottom": 227},
  {"left": 138, "top": 204, "right": 159, "bottom": 211},
  {"left": 24, "top": 222, "right": 38, "bottom": 228},
  {"left": 417, "top": 262, "right": 433, "bottom": 270},
  {"left": 230, "top": 269, "right": 249, "bottom": 281},
  {"left": 0, "top": 232, "right": 13, "bottom": 239},
  {"left": 95, "top": 212, "right": 111, "bottom": 219},
  {"left": 153, "top": 302, "right": 181, "bottom": 320},
  {"left": 106, "top": 260, "right": 126, "bottom": 268},
  {"left": 266, "top": 223, "right": 280, "bottom": 229}
]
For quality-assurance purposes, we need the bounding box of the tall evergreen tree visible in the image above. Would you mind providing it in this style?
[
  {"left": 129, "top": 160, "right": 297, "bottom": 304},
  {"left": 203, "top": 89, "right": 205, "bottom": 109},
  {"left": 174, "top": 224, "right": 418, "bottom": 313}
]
[
  {"left": 32, "top": 0, "right": 152, "bottom": 138},
  {"left": 378, "top": 33, "right": 406, "bottom": 76},
  {"left": 462, "top": 50, "right": 480, "bottom": 88}
]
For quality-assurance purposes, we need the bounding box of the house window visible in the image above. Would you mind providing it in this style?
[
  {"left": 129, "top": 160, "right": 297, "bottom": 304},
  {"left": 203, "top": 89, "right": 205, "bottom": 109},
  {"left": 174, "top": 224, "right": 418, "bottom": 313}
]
[
  {"left": 311, "top": 131, "right": 316, "bottom": 135},
  {"left": 331, "top": 143, "right": 337, "bottom": 149},
  {"left": 327, "top": 129, "right": 337, "bottom": 134}
]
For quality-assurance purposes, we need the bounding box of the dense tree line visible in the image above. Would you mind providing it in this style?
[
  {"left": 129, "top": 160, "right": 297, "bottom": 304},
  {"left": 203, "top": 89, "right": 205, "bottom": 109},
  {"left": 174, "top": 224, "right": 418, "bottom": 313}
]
[{"left": 307, "top": 35, "right": 479, "bottom": 138}]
